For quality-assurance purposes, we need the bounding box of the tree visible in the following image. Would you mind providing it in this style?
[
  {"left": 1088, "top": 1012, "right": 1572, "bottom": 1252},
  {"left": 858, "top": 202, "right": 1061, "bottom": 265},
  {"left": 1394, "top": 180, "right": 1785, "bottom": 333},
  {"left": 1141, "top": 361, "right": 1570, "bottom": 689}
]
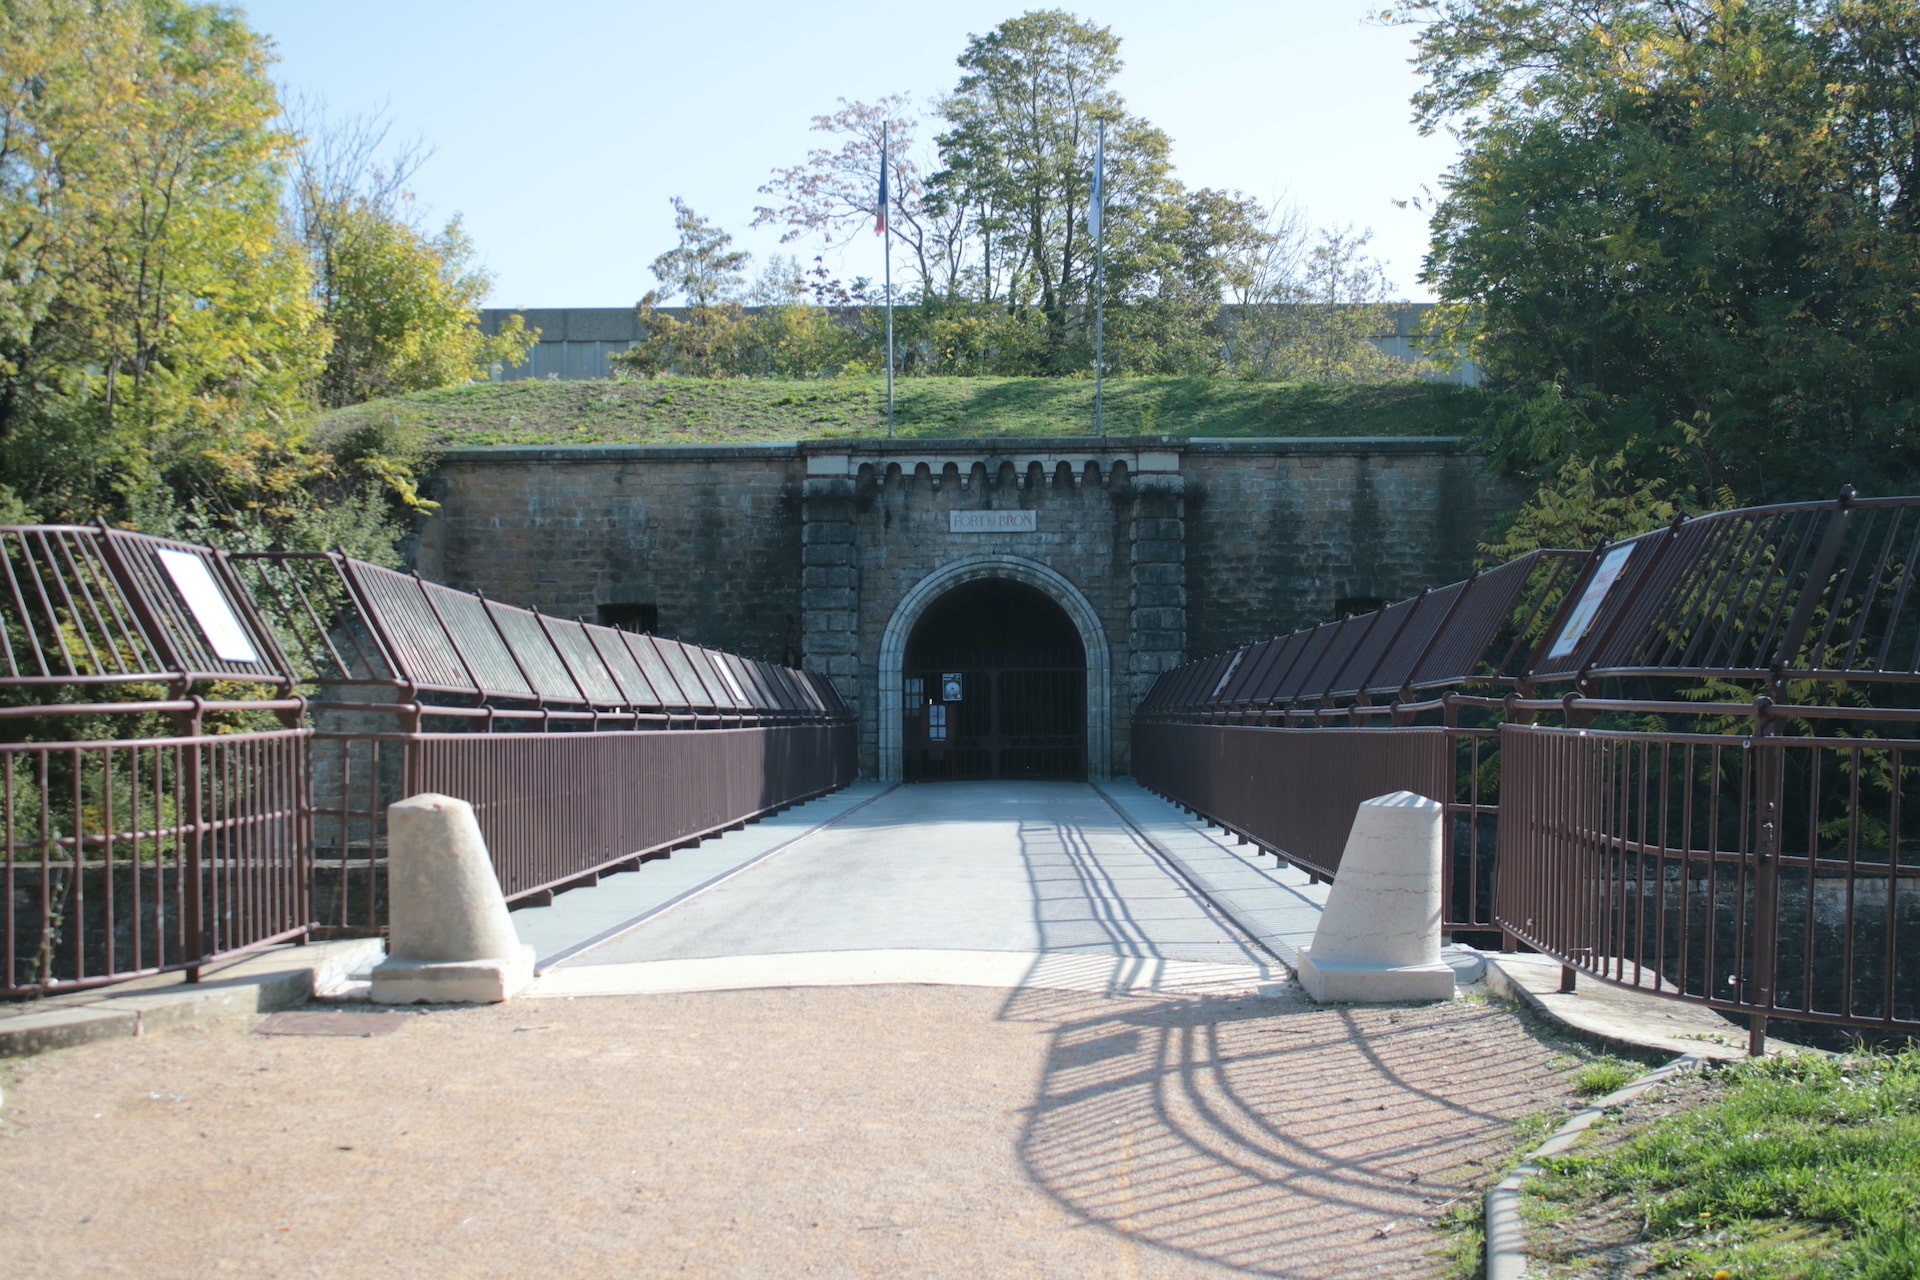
[
  {"left": 611, "top": 199, "right": 754, "bottom": 378},
  {"left": 287, "top": 101, "right": 532, "bottom": 409},
  {"left": 749, "top": 13, "right": 1427, "bottom": 382},
  {"left": 319, "top": 211, "right": 529, "bottom": 406},
  {"left": 1103, "top": 187, "right": 1263, "bottom": 376},
  {"left": 1210, "top": 199, "right": 1417, "bottom": 383},
  {"left": 1399, "top": 0, "right": 1920, "bottom": 511},
  {"left": 0, "top": 0, "right": 326, "bottom": 520},
  {"left": 649, "top": 197, "right": 749, "bottom": 306},
  {"left": 932, "top": 9, "right": 1177, "bottom": 369},
  {"left": 753, "top": 96, "right": 971, "bottom": 301}
]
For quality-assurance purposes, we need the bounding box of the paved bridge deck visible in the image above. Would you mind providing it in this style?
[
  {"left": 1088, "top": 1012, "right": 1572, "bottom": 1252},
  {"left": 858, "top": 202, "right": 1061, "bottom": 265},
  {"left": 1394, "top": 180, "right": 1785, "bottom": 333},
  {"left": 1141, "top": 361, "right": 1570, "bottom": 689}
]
[{"left": 517, "top": 781, "right": 1311, "bottom": 1003}]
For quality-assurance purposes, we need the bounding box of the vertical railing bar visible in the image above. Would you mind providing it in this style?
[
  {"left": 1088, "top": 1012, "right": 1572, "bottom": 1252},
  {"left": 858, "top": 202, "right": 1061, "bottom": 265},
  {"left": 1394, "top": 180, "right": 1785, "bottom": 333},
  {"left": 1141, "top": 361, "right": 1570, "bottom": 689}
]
[
  {"left": 3, "top": 751, "right": 15, "bottom": 989},
  {"left": 21, "top": 530, "right": 86, "bottom": 677},
  {"left": 1677, "top": 740, "right": 1695, "bottom": 997},
  {"left": 102, "top": 743, "right": 117, "bottom": 977},
  {"left": 1811, "top": 508, "right": 1882, "bottom": 669},
  {"left": 1686, "top": 518, "right": 1767, "bottom": 670},
  {"left": 38, "top": 752, "right": 52, "bottom": 987},
  {"left": 1842, "top": 744, "right": 1862, "bottom": 1020},
  {"left": 67, "top": 745, "right": 84, "bottom": 983},
  {"left": 1882, "top": 743, "right": 1901, "bottom": 1029},
  {"left": 46, "top": 530, "right": 118, "bottom": 677}
]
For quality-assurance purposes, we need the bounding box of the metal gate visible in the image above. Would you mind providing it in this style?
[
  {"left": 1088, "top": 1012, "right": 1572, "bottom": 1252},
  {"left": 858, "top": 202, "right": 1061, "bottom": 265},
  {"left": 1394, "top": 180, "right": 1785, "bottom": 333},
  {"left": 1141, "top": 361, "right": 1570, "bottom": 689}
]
[{"left": 903, "top": 664, "right": 1084, "bottom": 781}]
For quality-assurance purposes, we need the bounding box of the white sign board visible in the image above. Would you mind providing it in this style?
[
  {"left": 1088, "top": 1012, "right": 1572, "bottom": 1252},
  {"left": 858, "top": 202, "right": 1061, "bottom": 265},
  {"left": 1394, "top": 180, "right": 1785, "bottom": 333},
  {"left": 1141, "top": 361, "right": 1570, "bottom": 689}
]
[
  {"left": 1548, "top": 544, "right": 1636, "bottom": 660},
  {"left": 156, "top": 549, "right": 260, "bottom": 663},
  {"left": 950, "top": 510, "right": 1038, "bottom": 534}
]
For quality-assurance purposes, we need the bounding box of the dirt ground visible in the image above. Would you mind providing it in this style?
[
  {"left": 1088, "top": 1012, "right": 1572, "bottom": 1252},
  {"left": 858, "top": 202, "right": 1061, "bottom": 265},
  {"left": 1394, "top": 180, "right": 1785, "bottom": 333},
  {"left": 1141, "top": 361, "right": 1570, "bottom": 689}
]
[{"left": 0, "top": 985, "right": 1581, "bottom": 1279}]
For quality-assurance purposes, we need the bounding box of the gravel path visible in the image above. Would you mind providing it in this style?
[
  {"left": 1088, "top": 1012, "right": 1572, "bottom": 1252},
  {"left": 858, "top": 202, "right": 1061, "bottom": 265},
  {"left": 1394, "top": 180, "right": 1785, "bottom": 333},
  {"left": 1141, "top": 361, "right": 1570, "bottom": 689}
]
[{"left": 0, "top": 985, "right": 1579, "bottom": 1279}]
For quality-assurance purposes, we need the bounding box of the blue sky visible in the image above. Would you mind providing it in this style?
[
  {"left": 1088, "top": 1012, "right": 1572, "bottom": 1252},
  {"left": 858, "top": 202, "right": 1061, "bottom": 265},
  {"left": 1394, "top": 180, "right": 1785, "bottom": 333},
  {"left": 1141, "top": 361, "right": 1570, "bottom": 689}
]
[{"left": 236, "top": 1, "right": 1457, "bottom": 306}]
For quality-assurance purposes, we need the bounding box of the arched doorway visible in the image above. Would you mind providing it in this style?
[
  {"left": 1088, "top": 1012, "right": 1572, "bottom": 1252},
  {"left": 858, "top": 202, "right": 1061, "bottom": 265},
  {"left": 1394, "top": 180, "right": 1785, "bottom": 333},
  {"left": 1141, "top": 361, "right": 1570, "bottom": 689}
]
[
  {"left": 902, "top": 578, "right": 1087, "bottom": 781},
  {"left": 877, "top": 555, "right": 1111, "bottom": 781}
]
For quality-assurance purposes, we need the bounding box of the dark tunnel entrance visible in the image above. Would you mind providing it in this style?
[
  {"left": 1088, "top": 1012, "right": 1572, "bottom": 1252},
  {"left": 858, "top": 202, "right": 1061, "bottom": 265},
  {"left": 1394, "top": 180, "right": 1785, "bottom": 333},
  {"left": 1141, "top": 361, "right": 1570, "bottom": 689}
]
[{"left": 902, "top": 578, "right": 1087, "bottom": 782}]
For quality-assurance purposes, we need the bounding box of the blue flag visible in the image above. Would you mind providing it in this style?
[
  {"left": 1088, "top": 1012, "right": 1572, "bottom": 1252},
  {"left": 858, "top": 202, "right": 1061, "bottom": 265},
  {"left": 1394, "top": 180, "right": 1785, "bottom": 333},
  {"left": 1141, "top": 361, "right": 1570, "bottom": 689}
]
[{"left": 1088, "top": 123, "right": 1104, "bottom": 241}]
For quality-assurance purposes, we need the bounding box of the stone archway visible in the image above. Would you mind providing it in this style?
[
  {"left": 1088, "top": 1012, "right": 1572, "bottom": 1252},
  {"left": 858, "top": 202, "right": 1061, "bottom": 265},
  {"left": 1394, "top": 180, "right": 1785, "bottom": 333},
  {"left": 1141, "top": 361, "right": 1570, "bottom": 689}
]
[{"left": 878, "top": 555, "right": 1111, "bottom": 781}]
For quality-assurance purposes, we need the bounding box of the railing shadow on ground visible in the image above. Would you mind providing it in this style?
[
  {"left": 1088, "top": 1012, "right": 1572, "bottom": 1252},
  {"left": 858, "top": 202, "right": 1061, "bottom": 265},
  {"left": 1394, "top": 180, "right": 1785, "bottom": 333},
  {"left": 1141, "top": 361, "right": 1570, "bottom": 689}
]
[
  {"left": 1014, "top": 793, "right": 1272, "bottom": 970},
  {"left": 998, "top": 981, "right": 1576, "bottom": 1277},
  {"left": 981, "top": 782, "right": 1554, "bottom": 1275}
]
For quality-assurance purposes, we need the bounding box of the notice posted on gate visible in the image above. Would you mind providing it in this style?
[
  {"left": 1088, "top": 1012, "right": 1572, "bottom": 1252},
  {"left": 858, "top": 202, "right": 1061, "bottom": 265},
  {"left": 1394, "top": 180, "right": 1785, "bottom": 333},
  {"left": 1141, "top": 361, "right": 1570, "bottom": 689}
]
[{"left": 950, "top": 510, "right": 1038, "bottom": 533}]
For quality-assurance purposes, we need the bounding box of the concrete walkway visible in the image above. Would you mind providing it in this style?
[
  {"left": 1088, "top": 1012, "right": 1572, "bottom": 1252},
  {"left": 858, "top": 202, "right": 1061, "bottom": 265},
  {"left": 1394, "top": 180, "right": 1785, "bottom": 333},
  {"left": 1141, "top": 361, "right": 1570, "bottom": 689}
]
[
  {"left": 532, "top": 781, "right": 1295, "bottom": 999},
  {"left": 509, "top": 780, "right": 898, "bottom": 968}
]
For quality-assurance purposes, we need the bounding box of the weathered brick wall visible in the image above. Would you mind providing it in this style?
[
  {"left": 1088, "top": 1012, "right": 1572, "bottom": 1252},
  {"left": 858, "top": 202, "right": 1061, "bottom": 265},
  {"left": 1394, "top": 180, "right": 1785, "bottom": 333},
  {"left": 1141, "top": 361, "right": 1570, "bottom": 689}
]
[
  {"left": 415, "top": 446, "right": 805, "bottom": 662},
  {"left": 1182, "top": 440, "right": 1520, "bottom": 657}
]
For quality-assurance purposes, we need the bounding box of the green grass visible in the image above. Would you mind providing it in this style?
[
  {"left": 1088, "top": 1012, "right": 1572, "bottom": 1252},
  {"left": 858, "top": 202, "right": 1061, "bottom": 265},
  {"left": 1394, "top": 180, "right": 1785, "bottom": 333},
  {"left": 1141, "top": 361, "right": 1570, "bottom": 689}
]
[
  {"left": 1570, "top": 1058, "right": 1641, "bottom": 1099},
  {"left": 1432, "top": 996, "right": 1666, "bottom": 1280},
  {"left": 317, "top": 375, "right": 1492, "bottom": 449},
  {"left": 1529, "top": 1048, "right": 1920, "bottom": 1279}
]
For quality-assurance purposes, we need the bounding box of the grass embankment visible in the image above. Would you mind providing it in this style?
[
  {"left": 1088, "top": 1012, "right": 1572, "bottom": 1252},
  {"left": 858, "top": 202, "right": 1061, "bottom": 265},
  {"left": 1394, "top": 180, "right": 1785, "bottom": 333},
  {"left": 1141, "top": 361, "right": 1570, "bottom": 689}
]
[
  {"left": 319, "top": 375, "right": 1492, "bottom": 448},
  {"left": 1524, "top": 1049, "right": 1920, "bottom": 1279}
]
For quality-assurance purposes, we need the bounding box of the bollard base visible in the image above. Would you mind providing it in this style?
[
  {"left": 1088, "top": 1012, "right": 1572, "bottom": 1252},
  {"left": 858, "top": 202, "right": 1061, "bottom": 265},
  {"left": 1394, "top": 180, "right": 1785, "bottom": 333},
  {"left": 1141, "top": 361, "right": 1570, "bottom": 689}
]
[
  {"left": 1295, "top": 947, "right": 1455, "bottom": 1004},
  {"left": 370, "top": 945, "right": 536, "bottom": 1005}
]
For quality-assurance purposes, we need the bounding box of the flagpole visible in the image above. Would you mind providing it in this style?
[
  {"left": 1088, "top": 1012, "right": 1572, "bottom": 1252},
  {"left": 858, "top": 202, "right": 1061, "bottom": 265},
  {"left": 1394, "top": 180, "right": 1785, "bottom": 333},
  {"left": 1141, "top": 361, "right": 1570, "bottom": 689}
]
[
  {"left": 882, "top": 122, "right": 895, "bottom": 439},
  {"left": 1093, "top": 119, "right": 1106, "bottom": 439}
]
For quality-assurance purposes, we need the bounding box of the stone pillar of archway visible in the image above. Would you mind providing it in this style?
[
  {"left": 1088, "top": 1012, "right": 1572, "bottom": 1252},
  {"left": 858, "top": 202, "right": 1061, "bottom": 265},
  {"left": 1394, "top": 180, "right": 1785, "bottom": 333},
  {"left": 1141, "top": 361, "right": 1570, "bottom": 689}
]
[{"left": 878, "top": 555, "right": 1112, "bottom": 781}]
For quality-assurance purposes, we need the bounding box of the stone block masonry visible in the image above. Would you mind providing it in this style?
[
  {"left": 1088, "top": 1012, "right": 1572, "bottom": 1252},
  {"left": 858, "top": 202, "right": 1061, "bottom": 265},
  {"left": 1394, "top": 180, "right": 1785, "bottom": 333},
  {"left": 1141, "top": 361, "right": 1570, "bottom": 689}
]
[
  {"left": 417, "top": 437, "right": 1519, "bottom": 777},
  {"left": 415, "top": 445, "right": 806, "bottom": 665}
]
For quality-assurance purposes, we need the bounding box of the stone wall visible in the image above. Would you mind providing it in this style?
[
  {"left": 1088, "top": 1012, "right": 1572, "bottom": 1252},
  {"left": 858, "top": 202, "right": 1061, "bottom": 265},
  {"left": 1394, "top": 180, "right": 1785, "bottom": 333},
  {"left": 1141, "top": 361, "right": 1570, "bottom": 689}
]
[
  {"left": 1181, "top": 440, "right": 1515, "bottom": 657},
  {"left": 415, "top": 437, "right": 1518, "bottom": 777},
  {"left": 415, "top": 445, "right": 805, "bottom": 664},
  {"left": 804, "top": 445, "right": 1177, "bottom": 776}
]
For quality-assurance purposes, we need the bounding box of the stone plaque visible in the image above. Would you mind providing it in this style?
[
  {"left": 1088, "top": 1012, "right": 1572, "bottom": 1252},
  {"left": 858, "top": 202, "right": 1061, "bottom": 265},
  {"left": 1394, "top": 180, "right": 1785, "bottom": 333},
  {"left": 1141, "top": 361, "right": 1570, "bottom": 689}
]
[{"left": 950, "top": 510, "right": 1038, "bottom": 533}]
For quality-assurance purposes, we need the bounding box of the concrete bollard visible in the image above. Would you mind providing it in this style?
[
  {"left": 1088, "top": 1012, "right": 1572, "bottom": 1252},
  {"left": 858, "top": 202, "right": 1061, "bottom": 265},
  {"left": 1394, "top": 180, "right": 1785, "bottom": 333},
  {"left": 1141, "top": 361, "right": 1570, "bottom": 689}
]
[
  {"left": 1294, "top": 790, "right": 1456, "bottom": 1003},
  {"left": 370, "top": 793, "right": 535, "bottom": 1004}
]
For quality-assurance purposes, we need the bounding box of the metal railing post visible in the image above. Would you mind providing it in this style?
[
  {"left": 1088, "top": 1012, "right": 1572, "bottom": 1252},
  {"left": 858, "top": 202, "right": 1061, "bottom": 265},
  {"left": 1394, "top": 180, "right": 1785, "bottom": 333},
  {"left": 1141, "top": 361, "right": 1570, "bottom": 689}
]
[{"left": 1748, "top": 696, "right": 1783, "bottom": 1056}]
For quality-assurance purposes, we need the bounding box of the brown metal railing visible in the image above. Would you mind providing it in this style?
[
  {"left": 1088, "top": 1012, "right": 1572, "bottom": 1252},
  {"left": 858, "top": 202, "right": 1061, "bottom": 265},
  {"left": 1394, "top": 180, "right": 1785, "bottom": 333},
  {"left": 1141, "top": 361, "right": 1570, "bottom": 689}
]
[
  {"left": 1136, "top": 489, "right": 1920, "bottom": 1047},
  {"left": 1132, "top": 716, "right": 1501, "bottom": 930},
  {"left": 1496, "top": 716, "right": 1920, "bottom": 1050},
  {"left": 411, "top": 723, "right": 856, "bottom": 903},
  {"left": 305, "top": 719, "right": 858, "bottom": 932},
  {"left": 3, "top": 722, "right": 311, "bottom": 995},
  {"left": 4, "top": 524, "right": 857, "bottom": 995}
]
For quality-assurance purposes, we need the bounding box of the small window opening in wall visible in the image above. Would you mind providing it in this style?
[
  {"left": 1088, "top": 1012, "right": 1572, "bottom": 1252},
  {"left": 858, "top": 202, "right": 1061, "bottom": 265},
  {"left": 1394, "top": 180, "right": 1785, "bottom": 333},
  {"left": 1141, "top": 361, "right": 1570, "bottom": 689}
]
[
  {"left": 1335, "top": 596, "right": 1390, "bottom": 620},
  {"left": 598, "top": 602, "right": 659, "bottom": 633}
]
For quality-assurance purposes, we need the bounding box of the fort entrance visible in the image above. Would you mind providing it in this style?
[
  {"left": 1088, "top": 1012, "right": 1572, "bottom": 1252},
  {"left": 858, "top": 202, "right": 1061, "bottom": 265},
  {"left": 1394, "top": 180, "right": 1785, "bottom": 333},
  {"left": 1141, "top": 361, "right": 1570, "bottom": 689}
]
[
  {"left": 414, "top": 438, "right": 1515, "bottom": 778},
  {"left": 902, "top": 578, "right": 1087, "bottom": 781}
]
